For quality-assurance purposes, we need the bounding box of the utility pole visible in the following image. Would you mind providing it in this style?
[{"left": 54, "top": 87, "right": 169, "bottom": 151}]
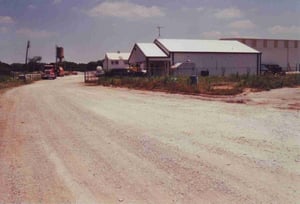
[
  {"left": 25, "top": 40, "right": 30, "bottom": 65},
  {"left": 24, "top": 40, "right": 30, "bottom": 78},
  {"left": 157, "top": 26, "right": 163, "bottom": 38}
]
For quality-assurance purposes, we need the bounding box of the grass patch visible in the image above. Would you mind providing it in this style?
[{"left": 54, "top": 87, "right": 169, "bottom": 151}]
[
  {"left": 97, "top": 74, "right": 300, "bottom": 96},
  {"left": 0, "top": 75, "right": 29, "bottom": 90},
  {"left": 235, "top": 74, "right": 300, "bottom": 90}
]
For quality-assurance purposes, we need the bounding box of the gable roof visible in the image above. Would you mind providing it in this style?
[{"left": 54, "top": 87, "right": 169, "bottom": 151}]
[
  {"left": 136, "top": 43, "right": 168, "bottom": 57},
  {"left": 155, "top": 39, "right": 260, "bottom": 54},
  {"left": 106, "top": 52, "right": 130, "bottom": 60}
]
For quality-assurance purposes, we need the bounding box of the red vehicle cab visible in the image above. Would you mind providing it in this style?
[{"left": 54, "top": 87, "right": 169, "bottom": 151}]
[{"left": 42, "top": 65, "right": 56, "bottom": 79}]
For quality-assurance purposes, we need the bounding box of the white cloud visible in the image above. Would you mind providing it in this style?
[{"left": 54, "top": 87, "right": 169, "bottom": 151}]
[
  {"left": 0, "top": 16, "right": 14, "bottom": 24},
  {"left": 28, "top": 4, "right": 37, "bottom": 9},
  {"left": 53, "top": 0, "right": 62, "bottom": 5},
  {"left": 214, "top": 7, "right": 242, "bottom": 19},
  {"left": 180, "top": 7, "right": 204, "bottom": 13},
  {"left": 88, "top": 1, "right": 165, "bottom": 19},
  {"left": 16, "top": 28, "right": 57, "bottom": 38},
  {"left": 201, "top": 31, "right": 222, "bottom": 39},
  {"left": 229, "top": 20, "right": 256, "bottom": 29},
  {"left": 269, "top": 25, "right": 300, "bottom": 35}
]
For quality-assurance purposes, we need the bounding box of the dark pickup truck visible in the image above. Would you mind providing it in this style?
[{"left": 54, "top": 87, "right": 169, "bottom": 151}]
[{"left": 261, "top": 64, "right": 285, "bottom": 75}]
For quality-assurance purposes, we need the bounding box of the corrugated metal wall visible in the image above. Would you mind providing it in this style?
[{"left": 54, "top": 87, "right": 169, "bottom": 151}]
[
  {"left": 173, "top": 53, "right": 258, "bottom": 76},
  {"left": 240, "top": 39, "right": 300, "bottom": 70}
]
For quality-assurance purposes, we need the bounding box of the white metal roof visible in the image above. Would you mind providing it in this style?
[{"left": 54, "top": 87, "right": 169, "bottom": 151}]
[
  {"left": 106, "top": 52, "right": 130, "bottom": 60},
  {"left": 155, "top": 39, "right": 260, "bottom": 54},
  {"left": 137, "top": 43, "right": 167, "bottom": 57}
]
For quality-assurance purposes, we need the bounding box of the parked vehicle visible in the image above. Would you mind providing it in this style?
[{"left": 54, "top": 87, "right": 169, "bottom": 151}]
[
  {"left": 42, "top": 69, "right": 56, "bottom": 79},
  {"left": 261, "top": 64, "right": 285, "bottom": 75},
  {"left": 57, "top": 66, "right": 65, "bottom": 77},
  {"left": 95, "top": 66, "right": 105, "bottom": 77},
  {"left": 42, "top": 64, "right": 64, "bottom": 78}
]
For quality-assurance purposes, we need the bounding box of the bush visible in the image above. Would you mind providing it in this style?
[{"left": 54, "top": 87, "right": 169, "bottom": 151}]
[{"left": 0, "top": 75, "right": 11, "bottom": 83}]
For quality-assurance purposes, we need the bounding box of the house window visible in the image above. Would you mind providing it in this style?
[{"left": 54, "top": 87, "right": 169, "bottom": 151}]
[
  {"left": 124, "top": 60, "right": 129, "bottom": 65},
  {"left": 111, "top": 60, "right": 119, "bottom": 65},
  {"left": 295, "top": 41, "right": 298, "bottom": 48}
]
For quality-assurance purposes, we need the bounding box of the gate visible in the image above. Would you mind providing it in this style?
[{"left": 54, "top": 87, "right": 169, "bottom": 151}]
[{"left": 84, "top": 71, "right": 98, "bottom": 83}]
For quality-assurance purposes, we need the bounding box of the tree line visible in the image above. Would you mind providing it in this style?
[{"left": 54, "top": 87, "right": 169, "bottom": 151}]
[{"left": 0, "top": 60, "right": 103, "bottom": 75}]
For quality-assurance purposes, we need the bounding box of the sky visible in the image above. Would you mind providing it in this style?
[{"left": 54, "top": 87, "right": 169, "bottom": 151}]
[{"left": 0, "top": 0, "right": 299, "bottom": 63}]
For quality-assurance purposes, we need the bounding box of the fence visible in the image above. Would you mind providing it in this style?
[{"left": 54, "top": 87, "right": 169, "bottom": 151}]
[
  {"left": 11, "top": 72, "right": 41, "bottom": 81},
  {"left": 25, "top": 73, "right": 41, "bottom": 81},
  {"left": 84, "top": 71, "right": 98, "bottom": 83}
]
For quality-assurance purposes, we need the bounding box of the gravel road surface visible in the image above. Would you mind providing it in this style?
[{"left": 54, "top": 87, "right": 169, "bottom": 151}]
[{"left": 0, "top": 76, "right": 299, "bottom": 203}]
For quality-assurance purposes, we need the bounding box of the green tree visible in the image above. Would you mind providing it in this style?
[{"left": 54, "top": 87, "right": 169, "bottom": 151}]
[{"left": 0, "top": 61, "right": 11, "bottom": 75}]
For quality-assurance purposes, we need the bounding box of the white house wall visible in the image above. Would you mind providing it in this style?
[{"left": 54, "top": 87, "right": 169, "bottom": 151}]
[
  {"left": 173, "top": 53, "right": 258, "bottom": 76},
  {"left": 103, "top": 56, "right": 129, "bottom": 71},
  {"left": 129, "top": 46, "right": 147, "bottom": 64}
]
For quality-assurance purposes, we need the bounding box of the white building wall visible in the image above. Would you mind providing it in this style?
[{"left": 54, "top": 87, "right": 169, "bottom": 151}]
[
  {"left": 173, "top": 53, "right": 258, "bottom": 76},
  {"left": 128, "top": 46, "right": 146, "bottom": 64},
  {"left": 237, "top": 39, "right": 300, "bottom": 70}
]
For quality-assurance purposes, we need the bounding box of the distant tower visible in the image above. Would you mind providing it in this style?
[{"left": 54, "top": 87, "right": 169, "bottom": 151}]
[
  {"left": 56, "top": 46, "right": 64, "bottom": 63},
  {"left": 55, "top": 46, "right": 65, "bottom": 74}
]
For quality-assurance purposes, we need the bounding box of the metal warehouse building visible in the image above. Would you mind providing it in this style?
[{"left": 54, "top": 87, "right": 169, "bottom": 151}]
[
  {"left": 222, "top": 38, "right": 300, "bottom": 71},
  {"left": 129, "top": 39, "right": 261, "bottom": 76}
]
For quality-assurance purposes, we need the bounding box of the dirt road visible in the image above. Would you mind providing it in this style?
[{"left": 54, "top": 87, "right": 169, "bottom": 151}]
[{"left": 0, "top": 76, "right": 299, "bottom": 203}]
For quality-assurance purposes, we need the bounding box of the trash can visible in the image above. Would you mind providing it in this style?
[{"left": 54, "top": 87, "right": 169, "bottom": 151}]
[
  {"left": 201, "top": 70, "right": 209, "bottom": 77},
  {"left": 190, "top": 75, "right": 198, "bottom": 85}
]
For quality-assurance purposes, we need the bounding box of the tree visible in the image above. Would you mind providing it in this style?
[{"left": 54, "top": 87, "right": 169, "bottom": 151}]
[
  {"left": 29, "top": 56, "right": 42, "bottom": 63},
  {"left": 64, "top": 61, "right": 79, "bottom": 71},
  {"left": 0, "top": 61, "right": 11, "bottom": 75},
  {"left": 11, "top": 63, "right": 24, "bottom": 72},
  {"left": 28, "top": 56, "right": 42, "bottom": 72}
]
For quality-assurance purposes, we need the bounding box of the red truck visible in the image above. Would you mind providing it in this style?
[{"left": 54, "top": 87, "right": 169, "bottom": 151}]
[
  {"left": 42, "top": 68, "right": 56, "bottom": 79},
  {"left": 42, "top": 65, "right": 65, "bottom": 79}
]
